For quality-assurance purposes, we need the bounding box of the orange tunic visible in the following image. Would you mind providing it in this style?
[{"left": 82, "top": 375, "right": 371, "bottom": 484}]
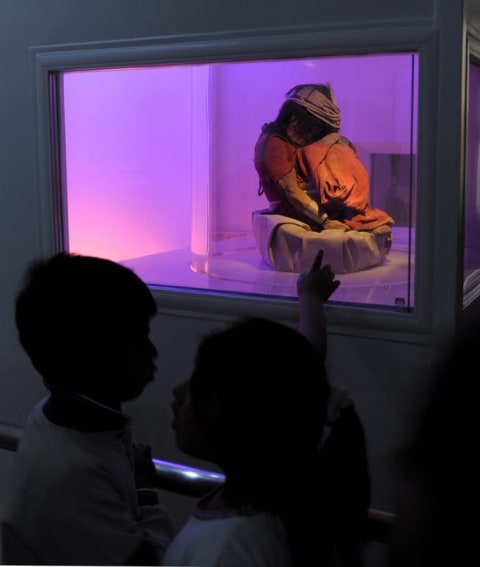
[
  {"left": 298, "top": 134, "right": 394, "bottom": 231},
  {"left": 254, "top": 132, "right": 321, "bottom": 227}
]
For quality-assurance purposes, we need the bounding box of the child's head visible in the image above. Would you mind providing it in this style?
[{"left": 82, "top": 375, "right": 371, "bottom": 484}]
[
  {"left": 173, "top": 316, "right": 369, "bottom": 566},
  {"left": 172, "top": 316, "right": 330, "bottom": 473},
  {"left": 15, "top": 252, "right": 158, "bottom": 403}
]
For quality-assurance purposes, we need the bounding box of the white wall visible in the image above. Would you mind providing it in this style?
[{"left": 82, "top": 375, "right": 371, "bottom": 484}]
[{"left": 0, "top": 2, "right": 474, "bottom": 566}]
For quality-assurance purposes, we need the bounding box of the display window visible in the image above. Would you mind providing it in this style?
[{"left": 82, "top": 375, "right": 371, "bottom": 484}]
[{"left": 54, "top": 52, "right": 418, "bottom": 309}]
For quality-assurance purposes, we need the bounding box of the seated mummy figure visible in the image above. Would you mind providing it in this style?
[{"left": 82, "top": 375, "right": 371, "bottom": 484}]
[{"left": 253, "top": 83, "right": 394, "bottom": 273}]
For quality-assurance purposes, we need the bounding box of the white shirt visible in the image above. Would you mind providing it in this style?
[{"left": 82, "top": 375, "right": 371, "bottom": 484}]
[
  {"left": 162, "top": 499, "right": 293, "bottom": 567},
  {"left": 2, "top": 397, "right": 173, "bottom": 565}
]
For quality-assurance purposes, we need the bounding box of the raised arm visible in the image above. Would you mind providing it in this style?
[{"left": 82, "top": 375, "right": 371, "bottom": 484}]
[{"left": 296, "top": 250, "right": 340, "bottom": 360}]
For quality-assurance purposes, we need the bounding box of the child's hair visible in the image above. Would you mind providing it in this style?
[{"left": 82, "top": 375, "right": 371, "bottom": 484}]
[
  {"left": 190, "top": 316, "right": 370, "bottom": 566},
  {"left": 15, "top": 252, "right": 156, "bottom": 385},
  {"left": 191, "top": 316, "right": 329, "bottom": 463}
]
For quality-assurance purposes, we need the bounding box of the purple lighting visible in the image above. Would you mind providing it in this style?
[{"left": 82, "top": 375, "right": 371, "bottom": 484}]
[{"left": 59, "top": 52, "right": 418, "bottom": 306}]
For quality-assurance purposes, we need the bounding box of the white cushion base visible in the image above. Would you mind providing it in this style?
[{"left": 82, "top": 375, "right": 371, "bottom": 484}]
[{"left": 252, "top": 210, "right": 391, "bottom": 274}]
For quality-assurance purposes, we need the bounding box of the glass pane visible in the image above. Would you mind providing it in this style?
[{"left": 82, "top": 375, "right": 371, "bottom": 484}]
[
  {"left": 464, "top": 55, "right": 480, "bottom": 308},
  {"left": 57, "top": 52, "right": 418, "bottom": 310}
]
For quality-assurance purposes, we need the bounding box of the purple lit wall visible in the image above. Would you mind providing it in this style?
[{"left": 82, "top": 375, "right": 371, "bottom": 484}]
[
  {"left": 63, "top": 66, "right": 194, "bottom": 261},
  {"left": 62, "top": 53, "right": 418, "bottom": 264}
]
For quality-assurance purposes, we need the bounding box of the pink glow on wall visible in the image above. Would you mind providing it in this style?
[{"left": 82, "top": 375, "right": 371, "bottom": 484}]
[{"left": 63, "top": 66, "right": 194, "bottom": 262}]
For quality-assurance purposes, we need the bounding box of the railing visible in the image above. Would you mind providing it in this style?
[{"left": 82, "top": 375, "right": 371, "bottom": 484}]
[{"left": 0, "top": 420, "right": 395, "bottom": 543}]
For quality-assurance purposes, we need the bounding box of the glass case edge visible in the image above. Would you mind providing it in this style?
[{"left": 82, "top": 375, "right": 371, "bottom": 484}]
[
  {"left": 29, "top": 21, "right": 436, "bottom": 72},
  {"left": 150, "top": 287, "right": 431, "bottom": 341}
]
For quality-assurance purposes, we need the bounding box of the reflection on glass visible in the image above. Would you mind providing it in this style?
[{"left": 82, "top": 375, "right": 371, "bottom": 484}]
[
  {"left": 57, "top": 52, "right": 418, "bottom": 310},
  {"left": 464, "top": 55, "right": 480, "bottom": 308}
]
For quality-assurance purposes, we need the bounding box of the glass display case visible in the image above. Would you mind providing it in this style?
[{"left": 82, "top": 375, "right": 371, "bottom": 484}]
[{"left": 55, "top": 52, "right": 418, "bottom": 310}]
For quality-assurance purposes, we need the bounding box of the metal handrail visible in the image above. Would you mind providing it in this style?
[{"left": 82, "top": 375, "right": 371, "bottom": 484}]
[
  {"left": 0, "top": 421, "right": 22, "bottom": 452},
  {"left": 0, "top": 420, "right": 224, "bottom": 496},
  {"left": 0, "top": 420, "right": 394, "bottom": 543}
]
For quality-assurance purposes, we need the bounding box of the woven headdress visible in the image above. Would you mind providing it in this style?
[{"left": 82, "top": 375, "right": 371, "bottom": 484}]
[{"left": 285, "top": 83, "right": 341, "bottom": 128}]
